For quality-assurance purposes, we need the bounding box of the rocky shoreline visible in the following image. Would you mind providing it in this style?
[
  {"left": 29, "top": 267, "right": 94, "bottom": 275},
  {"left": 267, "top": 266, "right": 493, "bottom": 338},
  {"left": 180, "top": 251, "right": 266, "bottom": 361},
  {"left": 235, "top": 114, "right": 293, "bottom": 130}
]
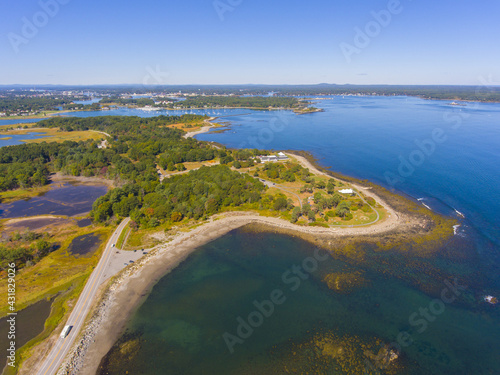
[
  {"left": 36, "top": 153, "right": 436, "bottom": 375},
  {"left": 57, "top": 198, "right": 422, "bottom": 375}
]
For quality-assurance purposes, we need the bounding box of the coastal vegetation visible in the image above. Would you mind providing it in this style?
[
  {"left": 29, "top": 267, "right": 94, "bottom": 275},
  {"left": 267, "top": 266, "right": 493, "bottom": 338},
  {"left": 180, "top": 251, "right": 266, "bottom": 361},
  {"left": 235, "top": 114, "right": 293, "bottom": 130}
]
[
  {"left": 0, "top": 115, "right": 381, "bottom": 232},
  {"left": 0, "top": 219, "right": 111, "bottom": 316},
  {"left": 0, "top": 230, "right": 55, "bottom": 271}
]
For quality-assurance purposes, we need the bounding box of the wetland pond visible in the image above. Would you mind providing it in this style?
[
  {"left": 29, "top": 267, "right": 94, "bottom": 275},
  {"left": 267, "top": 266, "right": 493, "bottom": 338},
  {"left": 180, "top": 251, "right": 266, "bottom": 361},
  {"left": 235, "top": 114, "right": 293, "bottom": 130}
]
[
  {"left": 0, "top": 298, "right": 54, "bottom": 368},
  {"left": 68, "top": 233, "right": 102, "bottom": 256},
  {"left": 0, "top": 182, "right": 108, "bottom": 219}
]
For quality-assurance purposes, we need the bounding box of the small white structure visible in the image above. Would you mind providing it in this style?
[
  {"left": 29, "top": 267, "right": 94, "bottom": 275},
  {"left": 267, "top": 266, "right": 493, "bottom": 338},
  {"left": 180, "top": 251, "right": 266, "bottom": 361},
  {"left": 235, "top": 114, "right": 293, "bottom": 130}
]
[
  {"left": 277, "top": 152, "right": 288, "bottom": 160},
  {"left": 339, "top": 189, "right": 354, "bottom": 195}
]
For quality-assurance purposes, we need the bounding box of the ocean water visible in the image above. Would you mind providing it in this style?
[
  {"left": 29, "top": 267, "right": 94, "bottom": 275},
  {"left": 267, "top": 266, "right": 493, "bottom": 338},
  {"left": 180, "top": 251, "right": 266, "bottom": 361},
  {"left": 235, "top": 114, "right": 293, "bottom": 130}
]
[
  {"left": 99, "top": 230, "right": 499, "bottom": 375},
  {"left": 97, "top": 96, "right": 500, "bottom": 374},
  {"left": 196, "top": 96, "right": 500, "bottom": 283}
]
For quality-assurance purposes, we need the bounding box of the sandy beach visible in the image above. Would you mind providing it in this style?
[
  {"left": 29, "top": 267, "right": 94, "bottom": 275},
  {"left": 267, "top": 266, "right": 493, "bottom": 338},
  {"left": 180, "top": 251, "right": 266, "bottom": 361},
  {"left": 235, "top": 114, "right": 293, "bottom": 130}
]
[{"left": 183, "top": 117, "right": 216, "bottom": 138}]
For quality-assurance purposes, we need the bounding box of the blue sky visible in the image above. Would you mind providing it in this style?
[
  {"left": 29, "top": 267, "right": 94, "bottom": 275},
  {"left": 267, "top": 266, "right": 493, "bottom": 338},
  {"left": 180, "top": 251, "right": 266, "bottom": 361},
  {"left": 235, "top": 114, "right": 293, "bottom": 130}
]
[{"left": 1, "top": 0, "right": 499, "bottom": 85}]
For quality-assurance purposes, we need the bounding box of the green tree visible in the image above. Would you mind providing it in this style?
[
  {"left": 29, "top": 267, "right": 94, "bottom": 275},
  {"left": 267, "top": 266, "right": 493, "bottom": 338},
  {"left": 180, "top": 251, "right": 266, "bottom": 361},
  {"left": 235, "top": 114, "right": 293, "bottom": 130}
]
[
  {"left": 290, "top": 206, "right": 301, "bottom": 223},
  {"left": 327, "top": 181, "right": 336, "bottom": 194}
]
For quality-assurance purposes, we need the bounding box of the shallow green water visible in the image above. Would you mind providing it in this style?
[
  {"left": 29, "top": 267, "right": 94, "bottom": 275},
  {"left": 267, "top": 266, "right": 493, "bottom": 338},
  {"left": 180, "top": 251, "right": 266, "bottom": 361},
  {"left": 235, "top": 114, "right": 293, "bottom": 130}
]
[{"left": 99, "top": 229, "right": 499, "bottom": 374}]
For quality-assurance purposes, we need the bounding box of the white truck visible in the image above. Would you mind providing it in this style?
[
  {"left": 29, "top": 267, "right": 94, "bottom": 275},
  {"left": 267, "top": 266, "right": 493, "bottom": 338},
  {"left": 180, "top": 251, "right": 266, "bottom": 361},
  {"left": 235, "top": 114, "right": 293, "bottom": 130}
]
[{"left": 60, "top": 325, "right": 72, "bottom": 339}]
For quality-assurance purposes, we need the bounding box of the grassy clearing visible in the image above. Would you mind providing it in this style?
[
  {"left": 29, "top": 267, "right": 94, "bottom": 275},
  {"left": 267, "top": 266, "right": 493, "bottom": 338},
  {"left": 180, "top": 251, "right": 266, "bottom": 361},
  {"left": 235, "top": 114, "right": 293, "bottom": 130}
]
[
  {"left": 240, "top": 161, "right": 385, "bottom": 227},
  {"left": 0, "top": 185, "right": 52, "bottom": 203},
  {"left": 5, "top": 128, "right": 104, "bottom": 143},
  {"left": 125, "top": 224, "right": 167, "bottom": 249},
  {"left": 159, "top": 159, "right": 220, "bottom": 176}
]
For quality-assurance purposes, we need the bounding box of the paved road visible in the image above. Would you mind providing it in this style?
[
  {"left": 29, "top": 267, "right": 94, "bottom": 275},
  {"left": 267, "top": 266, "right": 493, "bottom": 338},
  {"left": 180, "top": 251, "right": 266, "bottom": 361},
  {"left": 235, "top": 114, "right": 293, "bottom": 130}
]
[{"left": 36, "top": 218, "right": 130, "bottom": 375}]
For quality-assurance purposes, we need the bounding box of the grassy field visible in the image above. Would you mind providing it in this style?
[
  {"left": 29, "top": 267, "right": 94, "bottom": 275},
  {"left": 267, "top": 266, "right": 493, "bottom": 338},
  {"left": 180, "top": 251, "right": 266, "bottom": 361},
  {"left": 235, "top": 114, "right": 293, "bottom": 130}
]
[
  {"left": 116, "top": 226, "right": 131, "bottom": 249},
  {"left": 240, "top": 159, "right": 386, "bottom": 227},
  {"left": 0, "top": 185, "right": 53, "bottom": 204},
  {"left": 158, "top": 159, "right": 220, "bottom": 177},
  {"left": 2, "top": 127, "right": 104, "bottom": 143}
]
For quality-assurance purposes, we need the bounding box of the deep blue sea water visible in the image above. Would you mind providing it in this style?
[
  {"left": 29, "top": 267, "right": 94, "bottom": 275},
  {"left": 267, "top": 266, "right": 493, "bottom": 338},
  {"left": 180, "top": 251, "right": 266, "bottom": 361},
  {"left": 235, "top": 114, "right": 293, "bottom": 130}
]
[
  {"left": 88, "top": 96, "right": 500, "bottom": 374},
  {"left": 196, "top": 96, "right": 500, "bottom": 283}
]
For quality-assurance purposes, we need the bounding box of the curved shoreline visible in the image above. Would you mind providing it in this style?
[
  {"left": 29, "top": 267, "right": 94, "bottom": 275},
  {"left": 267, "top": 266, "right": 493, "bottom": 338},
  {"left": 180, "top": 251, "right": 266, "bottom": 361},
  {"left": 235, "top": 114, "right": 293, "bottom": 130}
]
[
  {"left": 54, "top": 143, "right": 423, "bottom": 375},
  {"left": 62, "top": 197, "right": 418, "bottom": 375},
  {"left": 25, "top": 131, "right": 429, "bottom": 375},
  {"left": 182, "top": 117, "right": 216, "bottom": 138}
]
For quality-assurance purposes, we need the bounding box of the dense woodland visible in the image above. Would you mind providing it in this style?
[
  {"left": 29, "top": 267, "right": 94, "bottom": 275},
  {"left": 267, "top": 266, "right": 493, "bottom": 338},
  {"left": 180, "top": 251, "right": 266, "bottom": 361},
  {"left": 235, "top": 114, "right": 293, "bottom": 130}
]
[
  {"left": 165, "top": 96, "right": 302, "bottom": 109},
  {"left": 0, "top": 96, "right": 80, "bottom": 114},
  {"left": 0, "top": 115, "right": 274, "bottom": 226},
  {"left": 0, "top": 115, "right": 215, "bottom": 191},
  {"left": 93, "top": 165, "right": 266, "bottom": 227}
]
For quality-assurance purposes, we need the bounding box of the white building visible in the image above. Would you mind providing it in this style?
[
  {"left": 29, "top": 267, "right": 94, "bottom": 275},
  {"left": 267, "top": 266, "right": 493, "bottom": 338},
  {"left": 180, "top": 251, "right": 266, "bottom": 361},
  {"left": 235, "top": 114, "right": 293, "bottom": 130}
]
[
  {"left": 339, "top": 189, "right": 354, "bottom": 195},
  {"left": 258, "top": 152, "right": 288, "bottom": 163},
  {"left": 259, "top": 155, "right": 278, "bottom": 163},
  {"left": 277, "top": 152, "right": 288, "bottom": 160}
]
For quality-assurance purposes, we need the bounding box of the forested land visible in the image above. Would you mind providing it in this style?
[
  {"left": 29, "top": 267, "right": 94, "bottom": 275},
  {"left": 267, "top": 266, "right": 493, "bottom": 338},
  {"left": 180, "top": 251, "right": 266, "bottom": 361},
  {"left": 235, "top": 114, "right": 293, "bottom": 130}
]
[
  {"left": 0, "top": 115, "right": 210, "bottom": 191},
  {"left": 0, "top": 115, "right": 274, "bottom": 228},
  {"left": 0, "top": 96, "right": 79, "bottom": 114},
  {"left": 164, "top": 96, "right": 303, "bottom": 109}
]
